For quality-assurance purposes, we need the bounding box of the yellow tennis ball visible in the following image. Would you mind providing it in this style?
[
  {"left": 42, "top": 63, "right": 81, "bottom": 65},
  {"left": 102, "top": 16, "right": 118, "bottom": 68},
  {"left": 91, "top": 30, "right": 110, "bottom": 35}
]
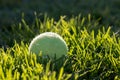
[{"left": 29, "top": 32, "right": 68, "bottom": 59}]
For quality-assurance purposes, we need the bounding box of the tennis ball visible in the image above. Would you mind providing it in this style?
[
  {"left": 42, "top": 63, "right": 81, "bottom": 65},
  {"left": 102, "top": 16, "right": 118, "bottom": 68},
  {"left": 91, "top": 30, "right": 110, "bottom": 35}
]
[{"left": 29, "top": 32, "right": 68, "bottom": 59}]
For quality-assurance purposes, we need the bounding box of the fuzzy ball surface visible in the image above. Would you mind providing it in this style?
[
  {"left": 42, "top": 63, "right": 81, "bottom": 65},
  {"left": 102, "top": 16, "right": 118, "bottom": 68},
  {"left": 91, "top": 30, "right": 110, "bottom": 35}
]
[{"left": 29, "top": 32, "right": 68, "bottom": 59}]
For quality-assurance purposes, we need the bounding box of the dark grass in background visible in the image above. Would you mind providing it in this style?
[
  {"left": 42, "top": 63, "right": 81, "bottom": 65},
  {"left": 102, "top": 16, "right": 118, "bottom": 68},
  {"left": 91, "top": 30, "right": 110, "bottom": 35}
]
[{"left": 0, "top": 0, "right": 120, "bottom": 28}]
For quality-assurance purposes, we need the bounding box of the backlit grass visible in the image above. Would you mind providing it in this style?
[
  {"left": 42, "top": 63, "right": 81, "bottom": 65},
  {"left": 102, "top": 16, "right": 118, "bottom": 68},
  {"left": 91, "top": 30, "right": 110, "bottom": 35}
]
[{"left": 0, "top": 15, "right": 120, "bottom": 79}]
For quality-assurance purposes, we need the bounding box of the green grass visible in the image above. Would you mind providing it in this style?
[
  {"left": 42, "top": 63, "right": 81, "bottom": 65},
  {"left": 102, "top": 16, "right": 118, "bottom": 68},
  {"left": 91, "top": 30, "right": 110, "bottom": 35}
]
[
  {"left": 0, "top": 0, "right": 120, "bottom": 79},
  {"left": 0, "top": 14, "right": 120, "bottom": 79}
]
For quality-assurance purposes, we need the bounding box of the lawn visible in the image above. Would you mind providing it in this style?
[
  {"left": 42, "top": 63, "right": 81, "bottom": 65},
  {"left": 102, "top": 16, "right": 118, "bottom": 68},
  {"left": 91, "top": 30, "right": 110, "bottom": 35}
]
[{"left": 0, "top": 0, "right": 120, "bottom": 79}]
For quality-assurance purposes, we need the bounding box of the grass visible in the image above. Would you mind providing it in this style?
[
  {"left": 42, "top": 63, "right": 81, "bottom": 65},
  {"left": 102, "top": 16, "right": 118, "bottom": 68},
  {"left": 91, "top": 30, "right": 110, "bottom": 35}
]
[
  {"left": 0, "top": 0, "right": 120, "bottom": 29},
  {"left": 0, "top": 14, "right": 120, "bottom": 79},
  {"left": 0, "top": 0, "right": 120, "bottom": 79}
]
